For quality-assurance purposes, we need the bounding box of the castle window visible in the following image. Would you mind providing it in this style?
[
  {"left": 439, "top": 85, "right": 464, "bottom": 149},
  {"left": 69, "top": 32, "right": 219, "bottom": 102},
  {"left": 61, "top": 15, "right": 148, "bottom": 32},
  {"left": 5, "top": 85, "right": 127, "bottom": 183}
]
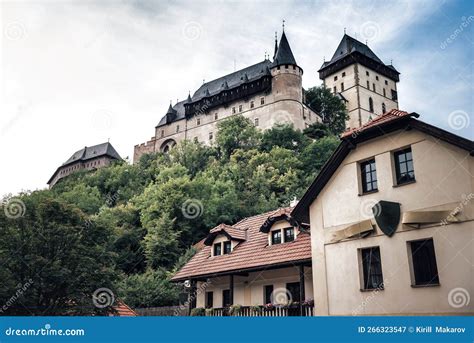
[
  {"left": 372, "top": 83, "right": 376, "bottom": 92},
  {"left": 250, "top": 101, "right": 254, "bottom": 108},
  {"left": 334, "top": 76, "right": 338, "bottom": 81},
  {"left": 260, "top": 97, "right": 265, "bottom": 105},
  {"left": 394, "top": 147, "right": 415, "bottom": 185},
  {"left": 277, "top": 66, "right": 280, "bottom": 70},
  {"left": 408, "top": 238, "right": 439, "bottom": 286},
  {"left": 333, "top": 86, "right": 337, "bottom": 94},
  {"left": 341, "top": 82, "right": 344, "bottom": 91},
  {"left": 376, "top": 76, "right": 379, "bottom": 81},
  {"left": 391, "top": 89, "right": 398, "bottom": 101},
  {"left": 176, "top": 125, "right": 180, "bottom": 133},
  {"left": 161, "top": 130, "right": 164, "bottom": 138},
  {"left": 366, "top": 71, "right": 369, "bottom": 76},
  {"left": 342, "top": 72, "right": 346, "bottom": 77},
  {"left": 383, "top": 88, "right": 386, "bottom": 97},
  {"left": 209, "top": 132, "right": 213, "bottom": 140},
  {"left": 360, "top": 247, "right": 384, "bottom": 290},
  {"left": 214, "top": 113, "right": 218, "bottom": 120},
  {"left": 285, "top": 64, "right": 289, "bottom": 69},
  {"left": 382, "top": 103, "right": 386, "bottom": 113},
  {"left": 232, "top": 107, "right": 236, "bottom": 114},
  {"left": 254, "top": 118, "right": 259, "bottom": 126},
  {"left": 293, "top": 65, "right": 296, "bottom": 70},
  {"left": 197, "top": 118, "right": 201, "bottom": 126},
  {"left": 360, "top": 158, "right": 378, "bottom": 193},
  {"left": 366, "top": 80, "right": 370, "bottom": 88},
  {"left": 369, "top": 97, "right": 374, "bottom": 112},
  {"left": 239, "top": 105, "right": 242, "bottom": 112},
  {"left": 385, "top": 80, "right": 388, "bottom": 85}
]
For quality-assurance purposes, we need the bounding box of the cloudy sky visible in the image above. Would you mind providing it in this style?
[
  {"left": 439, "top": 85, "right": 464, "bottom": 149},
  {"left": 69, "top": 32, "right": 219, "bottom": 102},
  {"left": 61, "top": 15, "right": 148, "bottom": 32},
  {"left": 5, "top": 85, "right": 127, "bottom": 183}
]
[{"left": 1, "top": 0, "right": 472, "bottom": 195}]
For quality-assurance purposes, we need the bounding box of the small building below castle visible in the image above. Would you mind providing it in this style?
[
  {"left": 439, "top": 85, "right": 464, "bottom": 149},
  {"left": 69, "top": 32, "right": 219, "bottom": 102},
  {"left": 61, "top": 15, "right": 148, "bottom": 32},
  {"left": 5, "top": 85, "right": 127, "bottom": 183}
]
[{"left": 47, "top": 142, "right": 122, "bottom": 188}]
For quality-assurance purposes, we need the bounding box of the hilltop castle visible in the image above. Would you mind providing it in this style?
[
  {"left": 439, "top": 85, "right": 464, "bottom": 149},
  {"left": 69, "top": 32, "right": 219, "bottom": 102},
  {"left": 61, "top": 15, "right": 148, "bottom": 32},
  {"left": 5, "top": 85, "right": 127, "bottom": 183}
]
[{"left": 134, "top": 30, "right": 400, "bottom": 162}]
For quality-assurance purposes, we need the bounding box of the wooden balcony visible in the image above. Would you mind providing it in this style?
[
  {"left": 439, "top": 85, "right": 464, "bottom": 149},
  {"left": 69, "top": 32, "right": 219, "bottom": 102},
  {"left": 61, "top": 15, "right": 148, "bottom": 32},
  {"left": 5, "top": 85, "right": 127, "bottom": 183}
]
[{"left": 204, "top": 304, "right": 314, "bottom": 317}]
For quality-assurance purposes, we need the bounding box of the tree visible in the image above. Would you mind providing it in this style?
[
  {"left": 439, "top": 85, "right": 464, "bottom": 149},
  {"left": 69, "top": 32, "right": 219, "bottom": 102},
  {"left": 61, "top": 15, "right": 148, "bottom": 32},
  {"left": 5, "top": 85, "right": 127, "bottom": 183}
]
[
  {"left": 303, "top": 122, "right": 332, "bottom": 140},
  {"left": 305, "top": 86, "right": 348, "bottom": 135},
  {"left": 0, "top": 192, "right": 117, "bottom": 315},
  {"left": 216, "top": 115, "right": 261, "bottom": 158},
  {"left": 260, "top": 124, "right": 311, "bottom": 152}
]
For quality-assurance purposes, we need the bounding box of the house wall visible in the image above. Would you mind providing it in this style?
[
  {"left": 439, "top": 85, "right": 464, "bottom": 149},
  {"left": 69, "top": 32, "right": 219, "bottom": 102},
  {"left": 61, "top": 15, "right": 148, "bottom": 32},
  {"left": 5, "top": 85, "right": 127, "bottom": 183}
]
[
  {"left": 309, "top": 129, "right": 474, "bottom": 315},
  {"left": 195, "top": 266, "right": 313, "bottom": 308},
  {"left": 49, "top": 156, "right": 114, "bottom": 187}
]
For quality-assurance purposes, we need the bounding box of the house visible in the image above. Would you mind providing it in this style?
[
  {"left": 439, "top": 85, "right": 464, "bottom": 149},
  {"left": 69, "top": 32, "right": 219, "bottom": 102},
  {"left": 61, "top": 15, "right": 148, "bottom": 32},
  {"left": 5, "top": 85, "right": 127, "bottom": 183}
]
[
  {"left": 133, "top": 29, "right": 320, "bottom": 162},
  {"left": 171, "top": 208, "right": 314, "bottom": 316},
  {"left": 292, "top": 109, "right": 474, "bottom": 315},
  {"left": 47, "top": 142, "right": 122, "bottom": 187}
]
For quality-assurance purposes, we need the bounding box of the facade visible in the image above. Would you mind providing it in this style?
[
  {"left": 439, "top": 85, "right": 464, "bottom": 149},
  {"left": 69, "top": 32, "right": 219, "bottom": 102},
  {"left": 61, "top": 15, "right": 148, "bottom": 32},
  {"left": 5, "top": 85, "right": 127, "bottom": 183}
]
[
  {"left": 171, "top": 208, "right": 314, "bottom": 316},
  {"left": 47, "top": 142, "right": 122, "bottom": 188},
  {"left": 134, "top": 31, "right": 320, "bottom": 162},
  {"left": 292, "top": 109, "right": 474, "bottom": 316},
  {"left": 319, "top": 34, "right": 400, "bottom": 129}
]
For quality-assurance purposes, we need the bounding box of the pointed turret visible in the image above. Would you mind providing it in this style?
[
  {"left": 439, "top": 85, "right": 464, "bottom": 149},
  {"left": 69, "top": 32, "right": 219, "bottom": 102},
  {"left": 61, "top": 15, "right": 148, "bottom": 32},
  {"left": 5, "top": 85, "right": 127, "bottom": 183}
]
[
  {"left": 272, "top": 31, "right": 297, "bottom": 67},
  {"left": 273, "top": 32, "right": 278, "bottom": 60},
  {"left": 186, "top": 92, "right": 192, "bottom": 103}
]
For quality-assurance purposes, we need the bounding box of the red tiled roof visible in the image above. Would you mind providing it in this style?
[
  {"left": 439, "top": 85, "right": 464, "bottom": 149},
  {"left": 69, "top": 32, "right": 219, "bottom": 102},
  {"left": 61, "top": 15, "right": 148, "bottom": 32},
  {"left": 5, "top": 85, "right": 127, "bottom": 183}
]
[
  {"left": 341, "top": 109, "right": 411, "bottom": 138},
  {"left": 112, "top": 300, "right": 138, "bottom": 316},
  {"left": 209, "top": 224, "right": 246, "bottom": 241},
  {"left": 171, "top": 207, "right": 311, "bottom": 281}
]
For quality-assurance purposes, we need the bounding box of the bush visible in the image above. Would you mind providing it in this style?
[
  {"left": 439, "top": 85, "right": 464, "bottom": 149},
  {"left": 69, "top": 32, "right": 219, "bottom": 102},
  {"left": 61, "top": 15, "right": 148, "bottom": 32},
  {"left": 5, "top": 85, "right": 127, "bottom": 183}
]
[{"left": 190, "top": 307, "right": 205, "bottom": 316}]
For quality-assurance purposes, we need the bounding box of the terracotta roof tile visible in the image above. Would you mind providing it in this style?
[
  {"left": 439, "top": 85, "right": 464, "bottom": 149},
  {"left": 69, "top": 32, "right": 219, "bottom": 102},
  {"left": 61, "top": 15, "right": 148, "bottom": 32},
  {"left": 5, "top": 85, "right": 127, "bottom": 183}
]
[
  {"left": 341, "top": 109, "right": 410, "bottom": 138},
  {"left": 171, "top": 207, "right": 311, "bottom": 281},
  {"left": 112, "top": 300, "right": 138, "bottom": 316}
]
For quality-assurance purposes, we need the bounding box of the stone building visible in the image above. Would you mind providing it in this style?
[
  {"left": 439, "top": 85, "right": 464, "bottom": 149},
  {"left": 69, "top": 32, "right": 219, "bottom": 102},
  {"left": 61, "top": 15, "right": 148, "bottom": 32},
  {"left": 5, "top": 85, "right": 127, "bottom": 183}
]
[
  {"left": 292, "top": 110, "right": 473, "bottom": 315},
  {"left": 47, "top": 142, "right": 122, "bottom": 188},
  {"left": 319, "top": 34, "right": 400, "bottom": 129},
  {"left": 133, "top": 31, "right": 320, "bottom": 162}
]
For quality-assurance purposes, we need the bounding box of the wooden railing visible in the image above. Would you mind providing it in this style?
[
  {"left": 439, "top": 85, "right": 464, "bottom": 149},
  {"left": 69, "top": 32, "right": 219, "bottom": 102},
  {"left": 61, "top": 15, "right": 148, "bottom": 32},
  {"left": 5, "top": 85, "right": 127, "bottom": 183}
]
[{"left": 206, "top": 304, "right": 314, "bottom": 317}]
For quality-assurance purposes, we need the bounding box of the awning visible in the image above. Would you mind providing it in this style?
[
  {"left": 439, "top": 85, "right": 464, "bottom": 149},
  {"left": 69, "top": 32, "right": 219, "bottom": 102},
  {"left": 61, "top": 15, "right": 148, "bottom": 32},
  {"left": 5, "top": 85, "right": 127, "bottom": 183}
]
[
  {"left": 329, "top": 219, "right": 374, "bottom": 243},
  {"left": 402, "top": 210, "right": 460, "bottom": 225}
]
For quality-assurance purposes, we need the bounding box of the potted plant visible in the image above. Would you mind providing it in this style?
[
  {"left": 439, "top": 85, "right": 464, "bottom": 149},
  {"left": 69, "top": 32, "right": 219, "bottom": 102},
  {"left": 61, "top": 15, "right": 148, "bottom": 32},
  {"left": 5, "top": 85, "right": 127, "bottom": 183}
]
[
  {"left": 205, "top": 308, "right": 215, "bottom": 316},
  {"left": 251, "top": 305, "right": 262, "bottom": 315},
  {"left": 228, "top": 304, "right": 242, "bottom": 316},
  {"left": 190, "top": 307, "right": 205, "bottom": 316}
]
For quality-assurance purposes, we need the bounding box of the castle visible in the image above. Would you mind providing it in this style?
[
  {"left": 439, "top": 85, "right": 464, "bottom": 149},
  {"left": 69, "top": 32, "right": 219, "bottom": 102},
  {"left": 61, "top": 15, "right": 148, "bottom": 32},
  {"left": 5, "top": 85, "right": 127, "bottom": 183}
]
[{"left": 134, "top": 30, "right": 400, "bottom": 162}]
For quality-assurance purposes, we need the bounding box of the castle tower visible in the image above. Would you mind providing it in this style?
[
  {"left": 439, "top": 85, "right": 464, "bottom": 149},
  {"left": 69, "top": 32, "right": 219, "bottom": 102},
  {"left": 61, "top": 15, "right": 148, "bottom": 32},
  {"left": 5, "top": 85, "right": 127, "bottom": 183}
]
[
  {"left": 270, "top": 30, "right": 304, "bottom": 127},
  {"left": 318, "top": 34, "right": 400, "bottom": 129}
]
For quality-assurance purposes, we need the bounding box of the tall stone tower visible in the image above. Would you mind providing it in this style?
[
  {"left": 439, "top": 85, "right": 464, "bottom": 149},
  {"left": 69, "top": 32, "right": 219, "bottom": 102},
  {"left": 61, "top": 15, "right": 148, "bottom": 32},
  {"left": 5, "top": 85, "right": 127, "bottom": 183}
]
[{"left": 319, "top": 34, "right": 400, "bottom": 129}]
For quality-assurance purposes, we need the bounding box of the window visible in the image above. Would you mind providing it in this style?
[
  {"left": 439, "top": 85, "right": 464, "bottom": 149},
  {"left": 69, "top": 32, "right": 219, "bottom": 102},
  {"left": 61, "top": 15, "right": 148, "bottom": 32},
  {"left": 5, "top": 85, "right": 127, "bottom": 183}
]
[
  {"left": 366, "top": 80, "right": 370, "bottom": 88},
  {"left": 161, "top": 130, "right": 164, "bottom": 138},
  {"left": 213, "top": 243, "right": 222, "bottom": 256},
  {"left": 391, "top": 89, "right": 398, "bottom": 101},
  {"left": 271, "top": 230, "right": 281, "bottom": 245},
  {"left": 214, "top": 113, "right": 218, "bottom": 120},
  {"left": 205, "top": 291, "right": 214, "bottom": 308},
  {"left": 385, "top": 80, "right": 388, "bottom": 85},
  {"left": 176, "top": 125, "right": 180, "bottom": 133},
  {"left": 341, "top": 82, "right": 344, "bottom": 91},
  {"left": 264, "top": 285, "right": 274, "bottom": 304},
  {"left": 382, "top": 103, "right": 386, "bottom": 113},
  {"left": 285, "top": 64, "right": 288, "bottom": 69},
  {"left": 383, "top": 88, "right": 386, "bottom": 97},
  {"left": 369, "top": 97, "right": 374, "bottom": 112},
  {"left": 277, "top": 66, "right": 280, "bottom": 70},
  {"left": 239, "top": 105, "right": 242, "bottom": 112},
  {"left": 284, "top": 227, "right": 295, "bottom": 242},
  {"left": 366, "top": 71, "right": 369, "bottom": 76},
  {"left": 376, "top": 75, "right": 379, "bottom": 81},
  {"left": 254, "top": 118, "right": 259, "bottom": 126},
  {"left": 286, "top": 282, "right": 301, "bottom": 303},
  {"left": 250, "top": 101, "right": 254, "bottom": 108},
  {"left": 360, "top": 247, "right": 384, "bottom": 290},
  {"left": 372, "top": 83, "right": 376, "bottom": 92},
  {"left": 222, "top": 290, "right": 231, "bottom": 307},
  {"left": 260, "top": 97, "right": 265, "bottom": 105},
  {"left": 232, "top": 107, "right": 236, "bottom": 114},
  {"left": 209, "top": 132, "right": 214, "bottom": 140},
  {"left": 342, "top": 72, "right": 346, "bottom": 77},
  {"left": 197, "top": 118, "right": 201, "bottom": 125},
  {"left": 334, "top": 76, "right": 338, "bottom": 81},
  {"left": 409, "top": 239, "right": 439, "bottom": 286},
  {"left": 223, "top": 241, "right": 232, "bottom": 254},
  {"left": 394, "top": 147, "right": 415, "bottom": 185},
  {"left": 360, "top": 159, "right": 378, "bottom": 193},
  {"left": 333, "top": 86, "right": 337, "bottom": 94}
]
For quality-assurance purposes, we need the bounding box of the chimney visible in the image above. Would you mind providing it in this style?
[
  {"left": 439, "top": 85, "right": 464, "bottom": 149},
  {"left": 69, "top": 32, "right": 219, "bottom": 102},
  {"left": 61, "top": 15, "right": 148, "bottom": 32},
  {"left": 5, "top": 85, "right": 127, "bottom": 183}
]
[{"left": 290, "top": 197, "right": 298, "bottom": 207}]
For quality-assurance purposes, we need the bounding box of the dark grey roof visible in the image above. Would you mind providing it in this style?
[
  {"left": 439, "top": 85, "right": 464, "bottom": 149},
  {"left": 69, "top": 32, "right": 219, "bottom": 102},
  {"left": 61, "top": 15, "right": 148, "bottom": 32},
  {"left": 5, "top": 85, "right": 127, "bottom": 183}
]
[
  {"left": 272, "top": 31, "right": 297, "bottom": 67},
  {"left": 156, "top": 99, "right": 187, "bottom": 127},
  {"left": 327, "top": 34, "right": 383, "bottom": 67},
  {"left": 63, "top": 142, "right": 122, "bottom": 165}
]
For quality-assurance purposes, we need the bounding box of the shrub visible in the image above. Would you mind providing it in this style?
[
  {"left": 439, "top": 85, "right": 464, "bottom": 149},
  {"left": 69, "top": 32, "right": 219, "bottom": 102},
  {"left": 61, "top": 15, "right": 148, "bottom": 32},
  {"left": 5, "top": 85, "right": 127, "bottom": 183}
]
[{"left": 190, "top": 307, "right": 205, "bottom": 316}]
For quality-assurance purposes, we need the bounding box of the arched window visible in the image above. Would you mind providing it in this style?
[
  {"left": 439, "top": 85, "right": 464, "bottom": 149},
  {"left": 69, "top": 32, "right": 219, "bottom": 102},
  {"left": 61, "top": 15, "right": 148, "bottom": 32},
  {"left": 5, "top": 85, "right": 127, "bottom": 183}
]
[
  {"left": 369, "top": 97, "right": 374, "bottom": 113},
  {"left": 382, "top": 103, "right": 386, "bottom": 113}
]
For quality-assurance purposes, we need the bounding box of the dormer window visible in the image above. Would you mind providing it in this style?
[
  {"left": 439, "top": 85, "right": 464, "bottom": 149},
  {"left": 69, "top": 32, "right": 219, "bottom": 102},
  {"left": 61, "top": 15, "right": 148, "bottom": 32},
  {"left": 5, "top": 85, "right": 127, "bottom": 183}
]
[
  {"left": 284, "top": 227, "right": 295, "bottom": 242},
  {"left": 223, "top": 241, "right": 232, "bottom": 254},
  {"left": 271, "top": 230, "right": 282, "bottom": 244},
  {"left": 213, "top": 243, "right": 222, "bottom": 256}
]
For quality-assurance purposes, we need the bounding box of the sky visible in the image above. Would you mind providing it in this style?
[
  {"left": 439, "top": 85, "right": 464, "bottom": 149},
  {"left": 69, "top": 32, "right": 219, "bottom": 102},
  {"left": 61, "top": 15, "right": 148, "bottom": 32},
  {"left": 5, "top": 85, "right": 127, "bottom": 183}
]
[{"left": 0, "top": 0, "right": 472, "bottom": 196}]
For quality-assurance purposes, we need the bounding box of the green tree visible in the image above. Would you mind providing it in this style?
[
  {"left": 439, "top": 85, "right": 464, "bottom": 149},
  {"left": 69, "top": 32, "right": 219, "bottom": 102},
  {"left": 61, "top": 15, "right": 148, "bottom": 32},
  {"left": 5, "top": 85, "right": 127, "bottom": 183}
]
[
  {"left": 305, "top": 86, "right": 348, "bottom": 135},
  {"left": 260, "top": 124, "right": 311, "bottom": 152},
  {"left": 216, "top": 115, "right": 260, "bottom": 158},
  {"left": 303, "top": 122, "right": 332, "bottom": 140}
]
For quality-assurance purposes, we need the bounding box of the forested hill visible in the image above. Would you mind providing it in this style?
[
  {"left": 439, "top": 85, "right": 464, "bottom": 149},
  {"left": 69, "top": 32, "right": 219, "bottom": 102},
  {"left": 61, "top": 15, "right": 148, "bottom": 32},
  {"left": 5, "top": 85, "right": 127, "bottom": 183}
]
[{"left": 0, "top": 95, "right": 345, "bottom": 314}]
